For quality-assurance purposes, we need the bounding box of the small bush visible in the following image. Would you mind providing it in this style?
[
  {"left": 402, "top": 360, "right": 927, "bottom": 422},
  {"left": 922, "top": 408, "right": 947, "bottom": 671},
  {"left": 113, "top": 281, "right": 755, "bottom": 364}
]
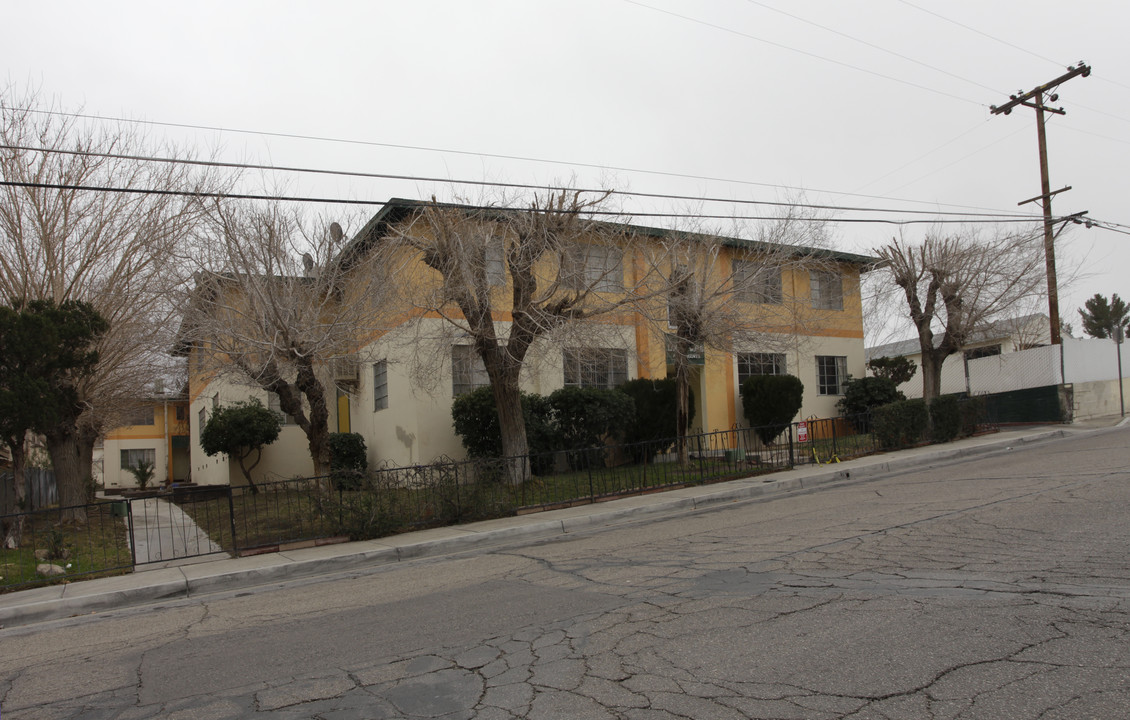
[
  {"left": 329, "top": 432, "right": 368, "bottom": 489},
  {"left": 548, "top": 386, "right": 635, "bottom": 451},
  {"left": 741, "top": 374, "right": 804, "bottom": 445},
  {"left": 872, "top": 399, "right": 928, "bottom": 449},
  {"left": 929, "top": 395, "right": 962, "bottom": 442},
  {"left": 617, "top": 378, "right": 693, "bottom": 460},
  {"left": 959, "top": 396, "right": 986, "bottom": 436},
  {"left": 451, "top": 387, "right": 555, "bottom": 459},
  {"left": 837, "top": 376, "right": 905, "bottom": 417}
]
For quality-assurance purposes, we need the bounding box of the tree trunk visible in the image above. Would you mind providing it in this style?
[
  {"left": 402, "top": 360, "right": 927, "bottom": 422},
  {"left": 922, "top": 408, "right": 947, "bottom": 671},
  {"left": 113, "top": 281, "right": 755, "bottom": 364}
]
[
  {"left": 237, "top": 448, "right": 261, "bottom": 494},
  {"left": 45, "top": 428, "right": 88, "bottom": 524},
  {"left": 294, "top": 359, "right": 331, "bottom": 477},
  {"left": 920, "top": 350, "right": 945, "bottom": 403},
  {"left": 77, "top": 428, "right": 97, "bottom": 503},
  {"left": 2, "top": 438, "right": 28, "bottom": 548},
  {"left": 492, "top": 379, "right": 531, "bottom": 486},
  {"left": 675, "top": 357, "right": 690, "bottom": 466}
]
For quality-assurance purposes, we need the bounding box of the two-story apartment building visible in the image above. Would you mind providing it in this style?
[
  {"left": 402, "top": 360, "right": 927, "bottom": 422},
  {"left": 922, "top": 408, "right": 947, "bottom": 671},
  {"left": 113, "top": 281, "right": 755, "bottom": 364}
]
[{"left": 181, "top": 198, "right": 876, "bottom": 486}]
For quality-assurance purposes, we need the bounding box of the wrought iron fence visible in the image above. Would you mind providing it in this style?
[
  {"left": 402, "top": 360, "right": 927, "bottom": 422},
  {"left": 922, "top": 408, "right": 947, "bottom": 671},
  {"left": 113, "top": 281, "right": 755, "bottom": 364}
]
[{"left": 2, "top": 406, "right": 990, "bottom": 592}]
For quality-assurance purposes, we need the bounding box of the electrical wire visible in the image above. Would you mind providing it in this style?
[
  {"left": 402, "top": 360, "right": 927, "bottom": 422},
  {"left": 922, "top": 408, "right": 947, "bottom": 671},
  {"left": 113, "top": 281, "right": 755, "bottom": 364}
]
[
  {"left": 0, "top": 143, "right": 1044, "bottom": 221},
  {"left": 9, "top": 106, "right": 1032, "bottom": 216},
  {"left": 621, "top": 0, "right": 987, "bottom": 107},
  {"left": 0, "top": 179, "right": 1057, "bottom": 226}
]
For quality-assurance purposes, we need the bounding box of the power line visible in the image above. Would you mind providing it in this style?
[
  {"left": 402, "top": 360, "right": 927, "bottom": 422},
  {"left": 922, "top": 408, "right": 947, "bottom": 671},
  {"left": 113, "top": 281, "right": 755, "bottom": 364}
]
[
  {"left": 0, "top": 143, "right": 1043, "bottom": 221},
  {"left": 0, "top": 180, "right": 1051, "bottom": 226},
  {"left": 621, "top": 0, "right": 987, "bottom": 107},
  {"left": 744, "top": 0, "right": 1005, "bottom": 96},
  {"left": 11, "top": 106, "right": 1033, "bottom": 216}
]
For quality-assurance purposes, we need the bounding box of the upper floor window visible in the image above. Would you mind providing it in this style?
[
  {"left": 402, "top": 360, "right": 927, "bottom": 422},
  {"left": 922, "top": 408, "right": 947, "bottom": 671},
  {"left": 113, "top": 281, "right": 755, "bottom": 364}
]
[
  {"left": 964, "top": 344, "right": 1002, "bottom": 361},
  {"left": 810, "top": 271, "right": 843, "bottom": 311},
  {"left": 373, "top": 360, "right": 389, "bottom": 411},
  {"left": 123, "top": 405, "right": 155, "bottom": 427},
  {"left": 485, "top": 245, "right": 506, "bottom": 287},
  {"left": 734, "top": 261, "right": 782, "bottom": 304},
  {"left": 564, "top": 244, "right": 623, "bottom": 293},
  {"left": 563, "top": 348, "right": 628, "bottom": 389},
  {"left": 737, "top": 353, "right": 787, "bottom": 388},
  {"left": 816, "top": 355, "right": 848, "bottom": 395},
  {"left": 452, "top": 345, "right": 490, "bottom": 396}
]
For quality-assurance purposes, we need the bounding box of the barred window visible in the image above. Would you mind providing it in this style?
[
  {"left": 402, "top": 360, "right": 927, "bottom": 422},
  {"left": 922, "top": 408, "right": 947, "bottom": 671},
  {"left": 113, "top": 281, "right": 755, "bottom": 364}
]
[
  {"left": 123, "top": 405, "right": 155, "bottom": 426},
  {"left": 734, "top": 260, "right": 782, "bottom": 304},
  {"left": 811, "top": 271, "right": 843, "bottom": 311},
  {"left": 373, "top": 360, "right": 389, "bottom": 411},
  {"left": 737, "top": 353, "right": 787, "bottom": 388},
  {"left": 816, "top": 355, "right": 848, "bottom": 395},
  {"left": 563, "top": 348, "right": 628, "bottom": 389},
  {"left": 485, "top": 245, "right": 506, "bottom": 286},
  {"left": 563, "top": 244, "right": 623, "bottom": 292},
  {"left": 452, "top": 345, "right": 490, "bottom": 396}
]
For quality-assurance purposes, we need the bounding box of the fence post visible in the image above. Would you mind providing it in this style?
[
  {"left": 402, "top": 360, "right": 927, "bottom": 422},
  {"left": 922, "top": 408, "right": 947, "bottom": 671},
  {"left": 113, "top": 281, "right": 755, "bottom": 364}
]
[
  {"left": 831, "top": 418, "right": 838, "bottom": 458},
  {"left": 226, "top": 486, "right": 239, "bottom": 555},
  {"left": 126, "top": 500, "right": 137, "bottom": 566},
  {"left": 788, "top": 423, "right": 795, "bottom": 467}
]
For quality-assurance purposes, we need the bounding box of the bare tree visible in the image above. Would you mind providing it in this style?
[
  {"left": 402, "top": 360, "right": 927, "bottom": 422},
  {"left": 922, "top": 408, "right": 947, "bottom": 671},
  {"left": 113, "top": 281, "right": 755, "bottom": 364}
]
[
  {"left": 647, "top": 207, "right": 853, "bottom": 460},
  {"left": 0, "top": 88, "right": 219, "bottom": 520},
  {"left": 179, "top": 200, "right": 397, "bottom": 477},
  {"left": 383, "top": 191, "right": 657, "bottom": 482},
  {"left": 876, "top": 227, "right": 1045, "bottom": 401}
]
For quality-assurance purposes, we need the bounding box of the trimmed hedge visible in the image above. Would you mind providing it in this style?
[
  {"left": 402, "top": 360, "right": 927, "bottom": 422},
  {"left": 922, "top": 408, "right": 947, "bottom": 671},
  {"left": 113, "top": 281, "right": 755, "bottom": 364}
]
[{"left": 741, "top": 374, "right": 804, "bottom": 444}]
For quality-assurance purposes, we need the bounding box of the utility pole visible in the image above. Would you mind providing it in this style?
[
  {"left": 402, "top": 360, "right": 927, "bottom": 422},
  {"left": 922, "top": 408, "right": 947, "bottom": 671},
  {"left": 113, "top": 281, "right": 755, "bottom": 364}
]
[{"left": 991, "top": 62, "right": 1090, "bottom": 346}]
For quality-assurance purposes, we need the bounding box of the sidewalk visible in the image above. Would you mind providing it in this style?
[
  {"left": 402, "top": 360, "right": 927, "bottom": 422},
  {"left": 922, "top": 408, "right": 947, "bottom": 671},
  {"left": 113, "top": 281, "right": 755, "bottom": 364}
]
[{"left": 1, "top": 421, "right": 1120, "bottom": 629}]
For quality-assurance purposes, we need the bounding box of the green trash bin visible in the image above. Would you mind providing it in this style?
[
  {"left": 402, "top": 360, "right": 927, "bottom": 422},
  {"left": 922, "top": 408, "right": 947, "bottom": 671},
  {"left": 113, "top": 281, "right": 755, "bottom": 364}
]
[{"left": 110, "top": 500, "right": 129, "bottom": 518}]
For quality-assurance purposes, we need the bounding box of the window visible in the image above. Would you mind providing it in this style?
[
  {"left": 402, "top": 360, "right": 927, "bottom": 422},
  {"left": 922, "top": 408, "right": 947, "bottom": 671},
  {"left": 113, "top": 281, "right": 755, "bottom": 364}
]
[
  {"left": 123, "top": 405, "right": 155, "bottom": 426},
  {"left": 121, "top": 448, "right": 156, "bottom": 471},
  {"left": 485, "top": 245, "right": 506, "bottom": 286},
  {"left": 452, "top": 345, "right": 490, "bottom": 396},
  {"left": 737, "top": 353, "right": 787, "bottom": 387},
  {"left": 563, "top": 348, "right": 629, "bottom": 389},
  {"left": 175, "top": 405, "right": 186, "bottom": 421},
  {"left": 964, "top": 344, "right": 1002, "bottom": 361},
  {"left": 198, "top": 407, "right": 206, "bottom": 429},
  {"left": 373, "top": 360, "right": 389, "bottom": 411},
  {"left": 816, "top": 355, "right": 848, "bottom": 395},
  {"left": 268, "top": 392, "right": 297, "bottom": 425},
  {"left": 734, "top": 261, "right": 782, "bottom": 304},
  {"left": 811, "top": 271, "right": 843, "bottom": 311},
  {"left": 564, "top": 244, "right": 623, "bottom": 292}
]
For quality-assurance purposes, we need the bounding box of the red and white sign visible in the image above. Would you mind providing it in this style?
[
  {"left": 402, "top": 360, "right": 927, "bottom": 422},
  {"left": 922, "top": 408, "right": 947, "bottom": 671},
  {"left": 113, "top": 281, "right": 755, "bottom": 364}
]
[{"left": 797, "top": 421, "right": 808, "bottom": 443}]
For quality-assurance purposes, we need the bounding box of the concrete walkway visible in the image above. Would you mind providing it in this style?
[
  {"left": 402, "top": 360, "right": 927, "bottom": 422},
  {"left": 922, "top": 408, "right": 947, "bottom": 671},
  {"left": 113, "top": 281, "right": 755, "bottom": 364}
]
[
  {"left": 1, "top": 419, "right": 1124, "bottom": 628},
  {"left": 128, "top": 496, "right": 229, "bottom": 570}
]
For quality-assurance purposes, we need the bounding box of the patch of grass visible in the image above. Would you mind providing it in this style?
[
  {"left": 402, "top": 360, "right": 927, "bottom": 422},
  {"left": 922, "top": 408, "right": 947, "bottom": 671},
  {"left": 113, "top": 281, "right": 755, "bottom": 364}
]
[{"left": 0, "top": 503, "right": 133, "bottom": 593}]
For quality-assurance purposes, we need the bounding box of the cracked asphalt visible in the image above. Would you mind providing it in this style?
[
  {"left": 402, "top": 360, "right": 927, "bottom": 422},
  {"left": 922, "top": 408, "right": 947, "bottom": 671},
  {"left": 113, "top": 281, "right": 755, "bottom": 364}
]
[{"left": 2, "top": 426, "right": 1128, "bottom": 719}]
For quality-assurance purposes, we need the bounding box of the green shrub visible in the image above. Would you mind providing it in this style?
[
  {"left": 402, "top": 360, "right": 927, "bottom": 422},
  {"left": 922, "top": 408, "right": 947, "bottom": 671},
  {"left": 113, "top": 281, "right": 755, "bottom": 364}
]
[
  {"left": 548, "top": 386, "right": 635, "bottom": 451},
  {"left": 617, "top": 378, "right": 693, "bottom": 461},
  {"left": 928, "top": 395, "right": 962, "bottom": 442},
  {"left": 741, "top": 374, "right": 804, "bottom": 444},
  {"left": 959, "top": 396, "right": 986, "bottom": 436},
  {"left": 451, "top": 386, "right": 555, "bottom": 458},
  {"left": 867, "top": 355, "right": 917, "bottom": 385},
  {"left": 837, "top": 376, "right": 905, "bottom": 417},
  {"left": 872, "top": 399, "right": 928, "bottom": 449},
  {"left": 329, "top": 432, "right": 368, "bottom": 489}
]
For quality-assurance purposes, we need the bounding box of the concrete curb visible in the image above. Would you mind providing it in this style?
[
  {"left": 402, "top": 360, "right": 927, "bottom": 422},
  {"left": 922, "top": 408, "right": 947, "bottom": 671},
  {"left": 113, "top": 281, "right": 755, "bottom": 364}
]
[{"left": 0, "top": 426, "right": 1075, "bottom": 628}]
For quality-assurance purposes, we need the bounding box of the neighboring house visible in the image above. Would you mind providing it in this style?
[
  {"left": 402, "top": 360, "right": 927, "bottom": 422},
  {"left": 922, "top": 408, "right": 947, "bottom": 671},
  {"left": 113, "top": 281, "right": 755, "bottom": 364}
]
[
  {"left": 181, "top": 198, "right": 877, "bottom": 487},
  {"left": 866, "top": 313, "right": 1054, "bottom": 398},
  {"left": 97, "top": 393, "right": 191, "bottom": 489}
]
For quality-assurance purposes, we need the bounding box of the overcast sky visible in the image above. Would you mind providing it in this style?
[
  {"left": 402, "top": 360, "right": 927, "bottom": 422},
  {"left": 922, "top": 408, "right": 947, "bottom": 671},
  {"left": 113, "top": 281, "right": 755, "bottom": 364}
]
[{"left": 4, "top": 0, "right": 1128, "bottom": 344}]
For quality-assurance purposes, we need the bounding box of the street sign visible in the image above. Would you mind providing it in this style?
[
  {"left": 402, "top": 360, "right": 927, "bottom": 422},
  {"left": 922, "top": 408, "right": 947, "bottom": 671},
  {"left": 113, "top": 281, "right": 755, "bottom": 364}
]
[{"left": 797, "top": 421, "right": 808, "bottom": 443}]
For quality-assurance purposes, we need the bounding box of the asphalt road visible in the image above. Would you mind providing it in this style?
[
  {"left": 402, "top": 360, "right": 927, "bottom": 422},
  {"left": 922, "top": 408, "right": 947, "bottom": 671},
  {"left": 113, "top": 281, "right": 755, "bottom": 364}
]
[{"left": 2, "top": 426, "right": 1129, "bottom": 719}]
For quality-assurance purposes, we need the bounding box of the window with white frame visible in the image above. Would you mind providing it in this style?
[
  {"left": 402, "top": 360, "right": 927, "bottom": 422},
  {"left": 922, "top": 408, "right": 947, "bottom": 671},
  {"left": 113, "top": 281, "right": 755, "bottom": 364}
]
[
  {"left": 737, "top": 352, "right": 787, "bottom": 388},
  {"left": 198, "top": 406, "right": 205, "bottom": 429},
  {"left": 452, "top": 345, "right": 490, "bottom": 396},
  {"left": 373, "top": 360, "right": 389, "bottom": 411},
  {"left": 120, "top": 448, "right": 156, "bottom": 471},
  {"left": 733, "top": 260, "right": 782, "bottom": 304},
  {"left": 816, "top": 355, "right": 848, "bottom": 395},
  {"left": 563, "top": 348, "right": 629, "bottom": 389},
  {"left": 810, "top": 270, "right": 844, "bottom": 310},
  {"left": 564, "top": 244, "right": 623, "bottom": 293},
  {"left": 268, "top": 392, "right": 297, "bottom": 425}
]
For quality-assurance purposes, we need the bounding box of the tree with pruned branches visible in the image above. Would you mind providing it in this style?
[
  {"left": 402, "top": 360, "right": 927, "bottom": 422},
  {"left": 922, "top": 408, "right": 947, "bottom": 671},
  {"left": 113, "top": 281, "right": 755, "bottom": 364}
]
[
  {"left": 178, "top": 200, "right": 397, "bottom": 477},
  {"left": 876, "top": 228, "right": 1046, "bottom": 402}
]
